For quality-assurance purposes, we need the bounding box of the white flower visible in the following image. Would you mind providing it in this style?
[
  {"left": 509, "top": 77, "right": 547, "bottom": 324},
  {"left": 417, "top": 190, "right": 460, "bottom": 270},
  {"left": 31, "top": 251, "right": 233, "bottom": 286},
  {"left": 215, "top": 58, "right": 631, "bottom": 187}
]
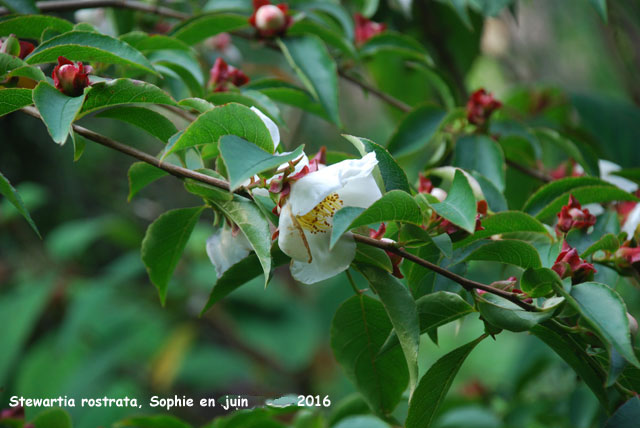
[
  {"left": 278, "top": 152, "right": 382, "bottom": 284},
  {"left": 251, "top": 106, "right": 280, "bottom": 149},
  {"left": 206, "top": 224, "right": 253, "bottom": 278}
]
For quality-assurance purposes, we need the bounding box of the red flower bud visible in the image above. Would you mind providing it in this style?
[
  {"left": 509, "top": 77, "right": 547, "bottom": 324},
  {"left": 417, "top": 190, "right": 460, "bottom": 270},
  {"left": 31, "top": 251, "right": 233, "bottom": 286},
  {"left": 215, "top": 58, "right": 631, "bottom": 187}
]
[
  {"left": 552, "top": 241, "right": 596, "bottom": 283},
  {"left": 209, "top": 57, "right": 249, "bottom": 92},
  {"left": 249, "top": 0, "right": 292, "bottom": 38},
  {"left": 418, "top": 173, "right": 433, "bottom": 194},
  {"left": 18, "top": 41, "right": 34, "bottom": 59},
  {"left": 617, "top": 244, "right": 640, "bottom": 266},
  {"left": 354, "top": 13, "right": 386, "bottom": 45},
  {"left": 52, "top": 56, "right": 91, "bottom": 97},
  {"left": 466, "top": 88, "right": 502, "bottom": 127},
  {"left": 555, "top": 194, "right": 596, "bottom": 234}
]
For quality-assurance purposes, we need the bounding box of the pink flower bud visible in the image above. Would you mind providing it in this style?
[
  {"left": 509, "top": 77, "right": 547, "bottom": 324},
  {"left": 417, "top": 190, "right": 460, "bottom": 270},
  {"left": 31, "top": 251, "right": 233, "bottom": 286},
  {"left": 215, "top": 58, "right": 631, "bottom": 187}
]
[
  {"left": 209, "top": 57, "right": 249, "bottom": 92},
  {"left": 555, "top": 194, "right": 596, "bottom": 234},
  {"left": 466, "top": 88, "right": 502, "bottom": 127},
  {"left": 249, "top": 0, "right": 292, "bottom": 37},
  {"left": 354, "top": 13, "right": 386, "bottom": 45},
  {"left": 52, "top": 56, "right": 91, "bottom": 97}
]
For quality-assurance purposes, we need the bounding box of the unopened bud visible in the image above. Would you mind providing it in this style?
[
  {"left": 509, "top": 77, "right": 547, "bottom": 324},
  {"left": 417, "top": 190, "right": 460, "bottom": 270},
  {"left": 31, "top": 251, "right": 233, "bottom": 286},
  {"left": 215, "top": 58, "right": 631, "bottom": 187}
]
[
  {"left": 431, "top": 187, "right": 447, "bottom": 202},
  {"left": 255, "top": 5, "right": 286, "bottom": 32}
]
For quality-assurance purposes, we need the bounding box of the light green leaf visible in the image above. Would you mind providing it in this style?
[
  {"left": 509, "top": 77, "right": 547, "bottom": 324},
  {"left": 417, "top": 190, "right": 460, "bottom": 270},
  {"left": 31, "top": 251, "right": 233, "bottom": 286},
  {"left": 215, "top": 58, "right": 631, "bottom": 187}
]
[
  {"left": 96, "top": 106, "right": 177, "bottom": 143},
  {"left": 141, "top": 206, "right": 205, "bottom": 304},
  {"left": 32, "top": 81, "right": 85, "bottom": 145},
  {"left": 453, "top": 135, "right": 506, "bottom": 191},
  {"left": 360, "top": 31, "right": 433, "bottom": 66},
  {"left": 386, "top": 105, "right": 448, "bottom": 158},
  {"left": 521, "top": 267, "right": 561, "bottom": 298},
  {"left": 208, "top": 91, "right": 283, "bottom": 125},
  {"left": 127, "top": 162, "right": 169, "bottom": 201},
  {"left": 219, "top": 135, "right": 304, "bottom": 191},
  {"left": 464, "top": 239, "right": 542, "bottom": 269},
  {"left": 358, "top": 265, "right": 421, "bottom": 392},
  {"left": 278, "top": 36, "right": 340, "bottom": 126},
  {"left": 406, "top": 336, "right": 485, "bottom": 428},
  {"left": 431, "top": 169, "right": 477, "bottom": 233},
  {"left": 26, "top": 31, "right": 158, "bottom": 75},
  {"left": 178, "top": 97, "right": 214, "bottom": 113},
  {"left": 0, "top": 87, "right": 32, "bottom": 117},
  {"left": 165, "top": 103, "right": 274, "bottom": 157},
  {"left": 330, "top": 294, "right": 409, "bottom": 417},
  {"left": 0, "top": 15, "right": 72, "bottom": 39},
  {"left": 454, "top": 211, "right": 548, "bottom": 248},
  {"left": 0, "top": 0, "right": 38, "bottom": 15},
  {"left": 169, "top": 13, "right": 248, "bottom": 45},
  {"left": 0, "top": 171, "right": 40, "bottom": 237},
  {"left": 119, "top": 32, "right": 193, "bottom": 52}
]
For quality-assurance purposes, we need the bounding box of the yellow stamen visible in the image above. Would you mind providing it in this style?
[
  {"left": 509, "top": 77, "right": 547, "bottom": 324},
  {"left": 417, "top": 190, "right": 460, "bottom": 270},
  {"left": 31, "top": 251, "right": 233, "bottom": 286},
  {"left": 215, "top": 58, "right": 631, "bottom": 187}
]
[{"left": 296, "top": 193, "right": 343, "bottom": 234}]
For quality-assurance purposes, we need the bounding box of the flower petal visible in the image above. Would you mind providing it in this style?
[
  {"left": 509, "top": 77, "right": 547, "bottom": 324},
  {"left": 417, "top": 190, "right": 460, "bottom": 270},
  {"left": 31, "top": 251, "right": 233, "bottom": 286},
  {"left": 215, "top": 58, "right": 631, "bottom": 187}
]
[
  {"left": 623, "top": 203, "right": 640, "bottom": 238},
  {"left": 337, "top": 174, "right": 382, "bottom": 208},
  {"left": 251, "top": 106, "right": 280, "bottom": 149},
  {"left": 290, "top": 230, "right": 356, "bottom": 284},
  {"left": 289, "top": 152, "right": 379, "bottom": 216},
  {"left": 206, "top": 225, "right": 253, "bottom": 278},
  {"left": 278, "top": 202, "right": 312, "bottom": 262},
  {"left": 599, "top": 159, "right": 638, "bottom": 193}
]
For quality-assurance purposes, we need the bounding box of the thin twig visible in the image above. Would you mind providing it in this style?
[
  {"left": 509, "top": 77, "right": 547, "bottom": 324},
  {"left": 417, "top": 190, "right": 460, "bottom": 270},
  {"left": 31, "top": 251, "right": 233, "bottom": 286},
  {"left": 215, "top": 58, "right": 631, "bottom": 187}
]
[
  {"left": 0, "top": 0, "right": 189, "bottom": 19},
  {"left": 507, "top": 159, "right": 553, "bottom": 183},
  {"left": 338, "top": 70, "right": 412, "bottom": 112}
]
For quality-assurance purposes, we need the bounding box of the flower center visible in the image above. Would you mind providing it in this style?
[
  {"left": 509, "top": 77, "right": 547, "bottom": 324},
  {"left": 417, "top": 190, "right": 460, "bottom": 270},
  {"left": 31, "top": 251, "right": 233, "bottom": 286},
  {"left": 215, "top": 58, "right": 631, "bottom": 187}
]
[{"left": 296, "top": 193, "right": 343, "bottom": 234}]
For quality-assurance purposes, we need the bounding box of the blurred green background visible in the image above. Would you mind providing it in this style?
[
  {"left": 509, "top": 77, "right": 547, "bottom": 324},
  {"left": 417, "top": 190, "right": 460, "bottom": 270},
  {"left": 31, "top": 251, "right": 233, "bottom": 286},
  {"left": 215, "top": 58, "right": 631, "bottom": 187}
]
[{"left": 2, "top": 1, "right": 640, "bottom": 427}]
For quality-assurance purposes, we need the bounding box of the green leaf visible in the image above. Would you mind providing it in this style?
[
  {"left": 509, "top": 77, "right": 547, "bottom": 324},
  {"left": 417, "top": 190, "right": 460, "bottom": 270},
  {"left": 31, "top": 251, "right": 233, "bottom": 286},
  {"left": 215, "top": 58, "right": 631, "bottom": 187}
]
[
  {"left": 535, "top": 129, "right": 599, "bottom": 177},
  {"left": 32, "top": 81, "right": 85, "bottom": 145},
  {"left": 117, "top": 415, "right": 192, "bottom": 428},
  {"left": 582, "top": 233, "right": 619, "bottom": 258},
  {"left": 219, "top": 135, "right": 304, "bottom": 191},
  {"left": 431, "top": 169, "right": 477, "bottom": 233},
  {"left": 471, "top": 171, "right": 508, "bottom": 212},
  {"left": 0, "top": 171, "right": 40, "bottom": 237},
  {"left": 119, "top": 32, "right": 193, "bottom": 52},
  {"left": 358, "top": 265, "right": 420, "bottom": 392},
  {"left": 569, "top": 282, "right": 640, "bottom": 367},
  {"left": 354, "top": 242, "right": 393, "bottom": 273},
  {"left": 165, "top": 103, "right": 274, "bottom": 157},
  {"left": 454, "top": 211, "right": 548, "bottom": 248},
  {"left": 464, "top": 239, "right": 542, "bottom": 269},
  {"left": 406, "top": 335, "right": 485, "bottom": 428},
  {"left": 404, "top": 244, "right": 441, "bottom": 298},
  {"left": 278, "top": 36, "right": 340, "bottom": 126},
  {"left": 331, "top": 190, "right": 422, "bottom": 248},
  {"left": 288, "top": 18, "right": 356, "bottom": 59},
  {"left": 477, "top": 293, "right": 555, "bottom": 332},
  {"left": 530, "top": 322, "right": 610, "bottom": 409},
  {"left": 386, "top": 104, "right": 448, "bottom": 158},
  {"left": 330, "top": 294, "right": 409, "bottom": 417},
  {"left": 211, "top": 195, "right": 272, "bottom": 287},
  {"left": 380, "top": 291, "right": 474, "bottom": 355},
  {"left": 169, "top": 13, "right": 248, "bottom": 45},
  {"left": 343, "top": 134, "right": 411, "bottom": 193},
  {"left": 208, "top": 91, "right": 284, "bottom": 125},
  {"left": 31, "top": 408, "right": 72, "bottom": 428},
  {"left": 6, "top": 64, "right": 46, "bottom": 81},
  {"left": 298, "top": 1, "right": 354, "bottom": 37},
  {"left": 183, "top": 169, "right": 233, "bottom": 203},
  {"left": 522, "top": 176, "right": 615, "bottom": 216},
  {"left": 589, "top": 0, "right": 608, "bottom": 22},
  {"left": 141, "top": 206, "right": 205, "bottom": 304},
  {"left": 453, "top": 135, "right": 506, "bottom": 192},
  {"left": 611, "top": 168, "right": 640, "bottom": 184},
  {"left": 0, "top": 87, "right": 32, "bottom": 117},
  {"left": 0, "top": 0, "right": 38, "bottom": 15},
  {"left": 0, "top": 52, "right": 24, "bottom": 75},
  {"left": 25, "top": 31, "right": 158, "bottom": 75},
  {"left": 201, "top": 246, "right": 289, "bottom": 315},
  {"left": 0, "top": 15, "right": 72, "bottom": 39},
  {"left": 521, "top": 267, "right": 561, "bottom": 298},
  {"left": 127, "top": 162, "right": 169, "bottom": 201},
  {"left": 178, "top": 97, "right": 214, "bottom": 113},
  {"left": 360, "top": 31, "right": 433, "bottom": 66},
  {"left": 605, "top": 396, "right": 640, "bottom": 428},
  {"left": 79, "top": 78, "right": 177, "bottom": 117},
  {"left": 249, "top": 78, "right": 328, "bottom": 120},
  {"left": 96, "top": 106, "right": 177, "bottom": 143}
]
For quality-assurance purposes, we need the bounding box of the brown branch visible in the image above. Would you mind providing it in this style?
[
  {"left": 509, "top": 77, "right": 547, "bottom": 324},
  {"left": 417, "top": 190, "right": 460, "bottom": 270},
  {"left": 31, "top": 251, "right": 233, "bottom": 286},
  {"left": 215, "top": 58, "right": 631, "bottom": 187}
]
[
  {"left": 338, "top": 70, "right": 412, "bottom": 113},
  {"left": 506, "top": 159, "right": 553, "bottom": 183},
  {"left": 0, "top": 0, "right": 189, "bottom": 19},
  {"left": 20, "top": 106, "right": 538, "bottom": 312}
]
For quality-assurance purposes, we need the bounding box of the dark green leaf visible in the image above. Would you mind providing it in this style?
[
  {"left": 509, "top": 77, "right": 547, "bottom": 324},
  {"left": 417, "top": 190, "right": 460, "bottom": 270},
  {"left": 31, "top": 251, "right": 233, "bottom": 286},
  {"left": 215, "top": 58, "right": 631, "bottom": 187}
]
[
  {"left": 183, "top": 169, "right": 233, "bottom": 203},
  {"left": 0, "top": 15, "right": 72, "bottom": 39},
  {"left": 219, "top": 136, "right": 304, "bottom": 190},
  {"left": 330, "top": 294, "right": 409, "bottom": 417},
  {"left": 169, "top": 13, "right": 248, "bottom": 45},
  {"left": 471, "top": 171, "right": 508, "bottom": 212},
  {"left": 278, "top": 36, "right": 340, "bottom": 126},
  {"left": 248, "top": 78, "right": 328, "bottom": 120},
  {"left": 582, "top": 233, "right": 619, "bottom": 258},
  {"left": 32, "top": 81, "right": 85, "bottom": 145},
  {"left": 386, "top": 105, "right": 448, "bottom": 158},
  {"left": 404, "top": 243, "right": 440, "bottom": 298},
  {"left": 0, "top": 87, "right": 32, "bottom": 117},
  {"left": 431, "top": 169, "right": 477, "bottom": 233},
  {"left": 360, "top": 31, "right": 433, "bottom": 66},
  {"left": 354, "top": 242, "right": 393, "bottom": 273},
  {"left": 455, "top": 211, "right": 548, "bottom": 248},
  {"left": 453, "top": 135, "right": 506, "bottom": 191},
  {"left": 0, "top": 52, "right": 25, "bottom": 75},
  {"left": 288, "top": 18, "right": 356, "bottom": 59},
  {"left": 406, "top": 335, "right": 485, "bottom": 428},
  {"left": 120, "top": 32, "right": 193, "bottom": 52},
  {"left": 605, "top": 397, "right": 640, "bottom": 428},
  {"left": 5, "top": 64, "right": 46, "bottom": 81},
  {"left": 522, "top": 176, "right": 615, "bottom": 216},
  {"left": 611, "top": 168, "right": 640, "bottom": 184},
  {"left": 521, "top": 267, "right": 561, "bottom": 298},
  {"left": 477, "top": 293, "right": 556, "bottom": 332},
  {"left": 464, "top": 239, "right": 542, "bottom": 269},
  {"left": 127, "top": 162, "right": 169, "bottom": 201},
  {"left": 358, "top": 265, "right": 420, "bottom": 392},
  {"left": 96, "top": 106, "right": 177, "bottom": 143},
  {"left": 207, "top": 90, "right": 283, "bottom": 125},
  {"left": 141, "top": 206, "right": 205, "bottom": 304},
  {"left": 26, "top": 31, "right": 157, "bottom": 75},
  {"left": 535, "top": 129, "right": 599, "bottom": 177},
  {"left": 0, "top": 171, "right": 40, "bottom": 237}
]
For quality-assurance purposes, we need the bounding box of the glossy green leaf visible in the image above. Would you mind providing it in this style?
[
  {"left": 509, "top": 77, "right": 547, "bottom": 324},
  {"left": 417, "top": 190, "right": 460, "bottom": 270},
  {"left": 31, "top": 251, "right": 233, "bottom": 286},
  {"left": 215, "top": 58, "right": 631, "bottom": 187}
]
[
  {"left": 208, "top": 91, "right": 284, "bottom": 125},
  {"left": 278, "top": 36, "right": 340, "bottom": 125},
  {"left": 343, "top": 134, "right": 411, "bottom": 193},
  {"left": 570, "top": 282, "right": 640, "bottom": 367},
  {"left": 464, "top": 239, "right": 542, "bottom": 269},
  {"left": 165, "top": 103, "right": 274, "bottom": 157},
  {"left": 96, "top": 106, "right": 177, "bottom": 143},
  {"left": 477, "top": 293, "right": 555, "bottom": 332},
  {"left": 0, "top": 170, "right": 40, "bottom": 237},
  {"left": 127, "top": 162, "right": 169, "bottom": 201},
  {"left": 0, "top": 0, "right": 38, "bottom": 14},
  {"left": 604, "top": 396, "right": 640, "bottom": 428},
  {"left": 330, "top": 294, "right": 409, "bottom": 417},
  {"left": 521, "top": 267, "right": 561, "bottom": 298},
  {"left": 431, "top": 169, "right": 477, "bottom": 233},
  {"left": 26, "top": 31, "right": 157, "bottom": 74},
  {"left": 119, "top": 32, "right": 192, "bottom": 52},
  {"left": 141, "top": 206, "right": 205, "bottom": 305},
  {"left": 406, "top": 335, "right": 485, "bottom": 428},
  {"left": 453, "top": 135, "right": 506, "bottom": 191},
  {"left": 454, "top": 211, "right": 548, "bottom": 248},
  {"left": 169, "top": 13, "right": 248, "bottom": 45},
  {"left": 582, "top": 233, "right": 619, "bottom": 258},
  {"left": 211, "top": 195, "right": 272, "bottom": 287},
  {"left": 358, "top": 265, "right": 420, "bottom": 392},
  {"left": 0, "top": 15, "right": 72, "bottom": 39},
  {"left": 178, "top": 97, "right": 214, "bottom": 113},
  {"left": 522, "top": 176, "right": 615, "bottom": 216},
  {"left": 386, "top": 105, "right": 448, "bottom": 158},
  {"left": 288, "top": 18, "right": 356, "bottom": 59},
  {"left": 354, "top": 243, "right": 393, "bottom": 273},
  {"left": 219, "top": 135, "right": 304, "bottom": 191},
  {"left": 32, "top": 81, "right": 85, "bottom": 145},
  {"left": 360, "top": 31, "right": 433, "bottom": 66},
  {"left": 0, "top": 87, "right": 32, "bottom": 117}
]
